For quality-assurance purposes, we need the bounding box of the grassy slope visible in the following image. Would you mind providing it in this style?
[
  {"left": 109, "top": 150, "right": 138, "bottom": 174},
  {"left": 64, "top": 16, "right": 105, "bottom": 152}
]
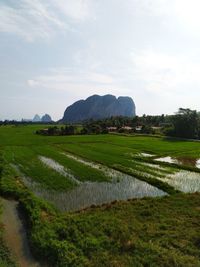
[{"left": 65, "top": 193, "right": 200, "bottom": 267}]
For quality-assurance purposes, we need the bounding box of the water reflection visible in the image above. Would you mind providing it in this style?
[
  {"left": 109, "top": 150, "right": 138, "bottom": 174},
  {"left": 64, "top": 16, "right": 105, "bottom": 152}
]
[
  {"left": 11, "top": 155, "right": 167, "bottom": 212},
  {"left": 18, "top": 168, "right": 167, "bottom": 212},
  {"left": 32, "top": 175, "right": 167, "bottom": 212},
  {"left": 158, "top": 171, "right": 200, "bottom": 193}
]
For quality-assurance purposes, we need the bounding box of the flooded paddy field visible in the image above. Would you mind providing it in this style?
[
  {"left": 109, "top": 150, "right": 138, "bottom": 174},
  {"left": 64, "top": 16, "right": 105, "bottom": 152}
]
[
  {"left": 16, "top": 155, "right": 167, "bottom": 211},
  {"left": 2, "top": 125, "right": 200, "bottom": 210},
  {"left": 9, "top": 147, "right": 200, "bottom": 211},
  {"left": 28, "top": 175, "right": 167, "bottom": 212},
  {"left": 11, "top": 152, "right": 167, "bottom": 211}
]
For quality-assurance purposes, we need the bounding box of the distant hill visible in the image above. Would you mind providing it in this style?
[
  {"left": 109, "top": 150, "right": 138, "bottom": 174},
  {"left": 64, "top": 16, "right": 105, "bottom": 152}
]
[
  {"left": 32, "top": 114, "right": 41, "bottom": 122},
  {"left": 41, "top": 114, "right": 52, "bottom": 122},
  {"left": 31, "top": 114, "right": 52, "bottom": 122},
  {"left": 61, "top": 94, "right": 136, "bottom": 123}
]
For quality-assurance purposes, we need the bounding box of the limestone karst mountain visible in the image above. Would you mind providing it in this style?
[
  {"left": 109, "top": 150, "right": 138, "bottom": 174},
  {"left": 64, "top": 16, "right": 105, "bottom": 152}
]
[
  {"left": 41, "top": 114, "right": 52, "bottom": 122},
  {"left": 61, "top": 94, "right": 136, "bottom": 123},
  {"left": 32, "top": 114, "right": 41, "bottom": 122}
]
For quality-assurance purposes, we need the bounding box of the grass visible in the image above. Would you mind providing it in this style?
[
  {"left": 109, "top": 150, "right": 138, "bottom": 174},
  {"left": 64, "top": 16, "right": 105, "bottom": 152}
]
[
  {"left": 62, "top": 193, "right": 200, "bottom": 267},
  {"left": 0, "top": 124, "right": 200, "bottom": 154}
]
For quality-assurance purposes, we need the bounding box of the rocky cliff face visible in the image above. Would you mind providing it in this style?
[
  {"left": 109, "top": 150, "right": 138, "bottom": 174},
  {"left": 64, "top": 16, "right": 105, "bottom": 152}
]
[{"left": 61, "top": 94, "right": 136, "bottom": 123}]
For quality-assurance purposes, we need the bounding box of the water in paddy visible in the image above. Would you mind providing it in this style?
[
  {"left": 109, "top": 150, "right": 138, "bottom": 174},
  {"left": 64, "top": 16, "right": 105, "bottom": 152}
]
[
  {"left": 155, "top": 156, "right": 200, "bottom": 168},
  {"left": 157, "top": 171, "right": 200, "bottom": 193},
  {"left": 33, "top": 176, "right": 167, "bottom": 212},
  {"left": 139, "top": 153, "right": 155, "bottom": 157},
  {"left": 20, "top": 174, "right": 167, "bottom": 212},
  {"left": 14, "top": 155, "right": 167, "bottom": 212}
]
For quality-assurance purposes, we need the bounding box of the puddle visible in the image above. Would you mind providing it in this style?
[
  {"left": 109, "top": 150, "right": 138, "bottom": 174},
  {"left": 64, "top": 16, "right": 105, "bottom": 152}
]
[
  {"left": 155, "top": 156, "right": 177, "bottom": 164},
  {"left": 157, "top": 171, "right": 200, "bottom": 193},
  {"left": 155, "top": 156, "right": 200, "bottom": 168},
  {"left": 39, "top": 156, "right": 80, "bottom": 184},
  {"left": 140, "top": 153, "right": 154, "bottom": 157},
  {"left": 1, "top": 198, "right": 42, "bottom": 267},
  {"left": 195, "top": 160, "right": 200, "bottom": 168}
]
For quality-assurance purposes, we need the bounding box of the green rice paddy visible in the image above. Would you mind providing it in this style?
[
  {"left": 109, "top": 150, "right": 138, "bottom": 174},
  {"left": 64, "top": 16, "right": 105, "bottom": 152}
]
[{"left": 1, "top": 125, "right": 200, "bottom": 196}]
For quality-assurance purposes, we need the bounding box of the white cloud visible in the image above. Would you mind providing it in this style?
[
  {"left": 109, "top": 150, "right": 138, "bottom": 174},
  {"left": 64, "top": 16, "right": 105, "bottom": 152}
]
[
  {"left": 131, "top": 50, "right": 200, "bottom": 94},
  {"left": 1, "top": 0, "right": 200, "bottom": 42},
  {"left": 131, "top": 0, "right": 169, "bottom": 15},
  {"left": 28, "top": 69, "right": 114, "bottom": 89},
  {"left": 128, "top": 0, "right": 200, "bottom": 36},
  {"left": 173, "top": 0, "right": 200, "bottom": 33},
  {"left": 27, "top": 68, "right": 130, "bottom": 103},
  {"left": 0, "top": 0, "right": 65, "bottom": 41},
  {"left": 0, "top": 0, "right": 94, "bottom": 41},
  {"left": 27, "top": 69, "right": 117, "bottom": 93},
  {"left": 53, "top": 0, "right": 94, "bottom": 21},
  {"left": 27, "top": 79, "right": 40, "bottom": 87}
]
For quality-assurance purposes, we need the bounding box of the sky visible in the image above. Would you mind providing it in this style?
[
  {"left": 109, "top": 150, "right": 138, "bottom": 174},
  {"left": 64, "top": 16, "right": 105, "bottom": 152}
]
[{"left": 1, "top": 0, "right": 200, "bottom": 121}]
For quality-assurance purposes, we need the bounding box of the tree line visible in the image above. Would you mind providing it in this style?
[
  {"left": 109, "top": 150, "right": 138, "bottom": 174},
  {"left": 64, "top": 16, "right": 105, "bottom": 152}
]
[{"left": 3, "top": 107, "right": 200, "bottom": 139}]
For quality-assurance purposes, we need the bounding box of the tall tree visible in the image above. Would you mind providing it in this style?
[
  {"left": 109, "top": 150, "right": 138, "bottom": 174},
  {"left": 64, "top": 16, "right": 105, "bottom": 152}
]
[{"left": 171, "top": 108, "right": 198, "bottom": 139}]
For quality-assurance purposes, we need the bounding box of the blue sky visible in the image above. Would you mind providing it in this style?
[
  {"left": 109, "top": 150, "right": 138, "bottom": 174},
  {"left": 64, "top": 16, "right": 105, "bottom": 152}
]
[{"left": 1, "top": 0, "right": 200, "bottom": 120}]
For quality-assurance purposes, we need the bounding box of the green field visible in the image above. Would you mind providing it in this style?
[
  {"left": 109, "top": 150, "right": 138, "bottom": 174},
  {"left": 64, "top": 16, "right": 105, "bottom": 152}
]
[
  {"left": 1, "top": 125, "right": 200, "bottom": 195},
  {"left": 0, "top": 125, "right": 200, "bottom": 266}
]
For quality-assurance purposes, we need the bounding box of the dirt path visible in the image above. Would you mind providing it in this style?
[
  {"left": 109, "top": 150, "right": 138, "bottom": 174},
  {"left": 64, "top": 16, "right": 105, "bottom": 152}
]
[{"left": 1, "top": 198, "right": 41, "bottom": 267}]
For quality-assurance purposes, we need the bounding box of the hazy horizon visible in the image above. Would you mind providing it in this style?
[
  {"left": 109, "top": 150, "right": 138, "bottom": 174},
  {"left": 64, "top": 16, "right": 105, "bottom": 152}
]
[{"left": 1, "top": 0, "right": 200, "bottom": 121}]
